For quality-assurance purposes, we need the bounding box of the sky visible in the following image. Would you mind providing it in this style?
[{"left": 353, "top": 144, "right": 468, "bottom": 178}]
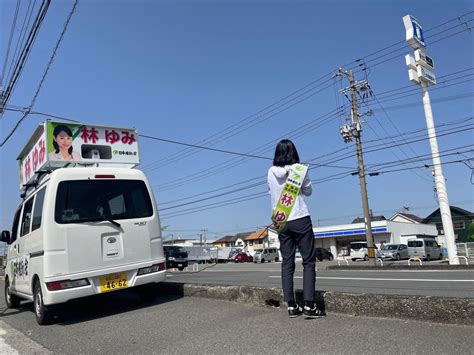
[{"left": 0, "top": 0, "right": 473, "bottom": 242}]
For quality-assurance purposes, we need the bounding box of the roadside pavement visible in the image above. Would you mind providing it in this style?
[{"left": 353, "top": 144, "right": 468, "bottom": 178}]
[{"left": 1, "top": 294, "right": 473, "bottom": 354}]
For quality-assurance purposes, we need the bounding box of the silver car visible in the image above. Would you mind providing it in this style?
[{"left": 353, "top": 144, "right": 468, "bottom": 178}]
[{"left": 380, "top": 244, "right": 409, "bottom": 261}]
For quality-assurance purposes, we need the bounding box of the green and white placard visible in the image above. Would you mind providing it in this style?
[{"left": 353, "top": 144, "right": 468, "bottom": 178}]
[{"left": 271, "top": 163, "right": 308, "bottom": 232}]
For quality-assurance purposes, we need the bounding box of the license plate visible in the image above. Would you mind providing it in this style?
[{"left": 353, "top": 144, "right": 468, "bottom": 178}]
[
  {"left": 99, "top": 272, "right": 128, "bottom": 293},
  {"left": 178, "top": 264, "right": 183, "bottom": 267}
]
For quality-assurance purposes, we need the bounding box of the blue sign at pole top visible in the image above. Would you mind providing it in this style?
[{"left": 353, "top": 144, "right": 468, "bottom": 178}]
[{"left": 403, "top": 15, "right": 426, "bottom": 50}]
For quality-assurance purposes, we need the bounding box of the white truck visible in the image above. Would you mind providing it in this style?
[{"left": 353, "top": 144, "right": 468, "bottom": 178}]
[{"left": 1, "top": 121, "right": 166, "bottom": 325}]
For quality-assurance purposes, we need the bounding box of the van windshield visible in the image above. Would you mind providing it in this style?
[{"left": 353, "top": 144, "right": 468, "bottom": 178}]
[
  {"left": 55, "top": 180, "right": 153, "bottom": 224},
  {"left": 350, "top": 243, "right": 367, "bottom": 250}
]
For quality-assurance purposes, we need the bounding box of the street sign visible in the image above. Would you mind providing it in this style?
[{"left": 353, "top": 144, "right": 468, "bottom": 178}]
[
  {"left": 403, "top": 15, "right": 425, "bottom": 50},
  {"left": 405, "top": 54, "right": 416, "bottom": 70},
  {"left": 417, "top": 66, "right": 436, "bottom": 85},
  {"left": 414, "top": 49, "right": 435, "bottom": 69},
  {"left": 408, "top": 68, "right": 420, "bottom": 84}
]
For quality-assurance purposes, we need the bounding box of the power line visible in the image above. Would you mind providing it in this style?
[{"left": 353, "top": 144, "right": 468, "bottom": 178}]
[
  {"left": 160, "top": 157, "right": 473, "bottom": 219},
  {"left": 160, "top": 145, "right": 473, "bottom": 215},
  {"left": 0, "top": 0, "right": 21, "bottom": 87},
  {"left": 1, "top": 0, "right": 51, "bottom": 113},
  {"left": 0, "top": 0, "right": 78, "bottom": 147},
  {"left": 143, "top": 13, "right": 474, "bottom": 171}
]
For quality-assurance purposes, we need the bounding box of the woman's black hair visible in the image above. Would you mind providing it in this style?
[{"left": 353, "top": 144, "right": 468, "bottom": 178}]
[
  {"left": 273, "top": 139, "right": 300, "bottom": 167},
  {"left": 52, "top": 124, "right": 74, "bottom": 154}
]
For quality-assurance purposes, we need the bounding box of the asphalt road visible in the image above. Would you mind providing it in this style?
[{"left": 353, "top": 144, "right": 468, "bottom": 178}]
[
  {"left": 0, "top": 285, "right": 473, "bottom": 354},
  {"left": 167, "top": 261, "right": 474, "bottom": 298}
]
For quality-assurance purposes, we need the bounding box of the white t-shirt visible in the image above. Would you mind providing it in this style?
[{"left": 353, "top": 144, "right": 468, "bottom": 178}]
[{"left": 267, "top": 165, "right": 312, "bottom": 222}]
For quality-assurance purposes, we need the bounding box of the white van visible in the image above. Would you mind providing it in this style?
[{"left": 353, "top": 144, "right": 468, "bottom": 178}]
[
  {"left": 1, "top": 167, "right": 166, "bottom": 324},
  {"left": 253, "top": 247, "right": 279, "bottom": 263},
  {"left": 407, "top": 238, "right": 442, "bottom": 261},
  {"left": 349, "top": 241, "right": 381, "bottom": 261}
]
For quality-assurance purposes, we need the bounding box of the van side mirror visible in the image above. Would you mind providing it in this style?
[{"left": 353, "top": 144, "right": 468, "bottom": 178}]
[{"left": 1, "top": 231, "right": 11, "bottom": 244}]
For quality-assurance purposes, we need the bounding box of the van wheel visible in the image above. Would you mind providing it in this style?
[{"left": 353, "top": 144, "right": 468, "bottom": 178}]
[
  {"left": 364, "top": 255, "right": 368, "bottom": 261},
  {"left": 178, "top": 266, "right": 185, "bottom": 271},
  {"left": 5, "top": 278, "right": 21, "bottom": 308},
  {"left": 275, "top": 257, "right": 279, "bottom": 262},
  {"left": 426, "top": 254, "right": 431, "bottom": 261},
  {"left": 396, "top": 254, "right": 400, "bottom": 261},
  {"left": 351, "top": 258, "right": 356, "bottom": 262},
  {"left": 261, "top": 259, "right": 265, "bottom": 263},
  {"left": 328, "top": 255, "right": 334, "bottom": 261},
  {"left": 33, "top": 282, "right": 51, "bottom": 325}
]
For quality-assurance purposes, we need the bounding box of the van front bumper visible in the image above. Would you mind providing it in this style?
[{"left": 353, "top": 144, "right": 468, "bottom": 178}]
[{"left": 42, "top": 261, "right": 166, "bottom": 305}]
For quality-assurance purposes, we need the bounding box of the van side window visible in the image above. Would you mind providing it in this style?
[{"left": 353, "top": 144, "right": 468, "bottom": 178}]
[
  {"left": 20, "top": 198, "right": 34, "bottom": 237},
  {"left": 31, "top": 187, "right": 46, "bottom": 232},
  {"left": 11, "top": 208, "right": 21, "bottom": 243}
]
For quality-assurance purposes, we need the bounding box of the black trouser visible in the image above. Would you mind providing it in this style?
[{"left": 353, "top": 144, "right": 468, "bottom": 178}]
[{"left": 278, "top": 216, "right": 316, "bottom": 303}]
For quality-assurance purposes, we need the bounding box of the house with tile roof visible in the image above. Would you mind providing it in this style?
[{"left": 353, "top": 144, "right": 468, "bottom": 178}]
[
  {"left": 243, "top": 229, "right": 268, "bottom": 254},
  {"left": 422, "top": 206, "right": 474, "bottom": 243},
  {"left": 213, "top": 234, "right": 248, "bottom": 248}
]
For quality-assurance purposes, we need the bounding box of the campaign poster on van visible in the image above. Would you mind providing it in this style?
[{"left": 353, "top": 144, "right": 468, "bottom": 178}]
[
  {"left": 19, "top": 121, "right": 140, "bottom": 188},
  {"left": 46, "top": 122, "right": 139, "bottom": 164}
]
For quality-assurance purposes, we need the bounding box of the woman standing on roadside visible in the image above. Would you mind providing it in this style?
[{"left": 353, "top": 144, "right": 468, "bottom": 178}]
[{"left": 267, "top": 139, "right": 323, "bottom": 319}]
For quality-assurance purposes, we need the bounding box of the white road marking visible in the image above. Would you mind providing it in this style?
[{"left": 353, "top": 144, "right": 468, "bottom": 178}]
[{"left": 268, "top": 276, "right": 474, "bottom": 282}]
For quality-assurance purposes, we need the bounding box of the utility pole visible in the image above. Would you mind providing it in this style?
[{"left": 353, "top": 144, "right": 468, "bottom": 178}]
[
  {"left": 201, "top": 229, "right": 208, "bottom": 246},
  {"left": 337, "top": 69, "right": 377, "bottom": 265},
  {"left": 403, "top": 15, "right": 458, "bottom": 264}
]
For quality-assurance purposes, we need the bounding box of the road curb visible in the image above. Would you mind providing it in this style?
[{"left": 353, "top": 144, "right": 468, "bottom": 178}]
[
  {"left": 157, "top": 281, "right": 474, "bottom": 326},
  {"left": 326, "top": 265, "right": 474, "bottom": 270}
]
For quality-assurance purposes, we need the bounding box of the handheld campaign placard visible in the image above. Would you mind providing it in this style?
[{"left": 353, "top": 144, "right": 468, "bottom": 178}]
[
  {"left": 271, "top": 164, "right": 308, "bottom": 232},
  {"left": 17, "top": 120, "right": 140, "bottom": 189}
]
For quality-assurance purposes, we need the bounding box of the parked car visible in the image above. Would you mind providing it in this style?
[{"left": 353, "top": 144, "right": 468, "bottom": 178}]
[
  {"left": 234, "top": 253, "right": 253, "bottom": 263},
  {"left": 380, "top": 244, "right": 409, "bottom": 260},
  {"left": 163, "top": 246, "right": 189, "bottom": 271},
  {"left": 407, "top": 238, "right": 442, "bottom": 261},
  {"left": 315, "top": 248, "right": 334, "bottom": 261},
  {"left": 253, "top": 247, "right": 279, "bottom": 263},
  {"left": 350, "top": 241, "right": 381, "bottom": 261}
]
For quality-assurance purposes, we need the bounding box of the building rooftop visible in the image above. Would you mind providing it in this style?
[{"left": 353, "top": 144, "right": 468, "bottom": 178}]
[{"left": 244, "top": 229, "right": 268, "bottom": 241}]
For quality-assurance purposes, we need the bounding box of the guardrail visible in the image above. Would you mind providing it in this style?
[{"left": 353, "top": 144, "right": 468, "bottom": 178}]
[
  {"left": 452, "top": 256, "right": 469, "bottom": 265},
  {"left": 184, "top": 263, "right": 200, "bottom": 272},
  {"left": 408, "top": 257, "right": 423, "bottom": 266},
  {"left": 337, "top": 258, "right": 349, "bottom": 266}
]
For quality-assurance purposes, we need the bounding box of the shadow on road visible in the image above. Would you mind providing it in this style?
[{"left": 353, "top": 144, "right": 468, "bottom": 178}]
[{"left": 0, "top": 282, "right": 183, "bottom": 326}]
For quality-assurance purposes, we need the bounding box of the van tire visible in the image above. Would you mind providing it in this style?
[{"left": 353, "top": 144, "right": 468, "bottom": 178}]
[
  {"left": 426, "top": 254, "right": 431, "bottom": 261},
  {"left": 364, "top": 255, "right": 368, "bottom": 261},
  {"left": 261, "top": 259, "right": 265, "bottom": 263},
  {"left": 33, "top": 282, "right": 51, "bottom": 325},
  {"left": 328, "top": 255, "right": 334, "bottom": 261},
  {"left": 396, "top": 254, "right": 400, "bottom": 261},
  {"left": 351, "top": 258, "right": 356, "bottom": 261},
  {"left": 5, "top": 278, "right": 21, "bottom": 308},
  {"left": 275, "top": 257, "right": 279, "bottom": 262}
]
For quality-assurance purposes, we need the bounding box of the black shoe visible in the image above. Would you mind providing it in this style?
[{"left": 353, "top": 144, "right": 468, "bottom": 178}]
[
  {"left": 303, "top": 305, "right": 325, "bottom": 319},
  {"left": 287, "top": 305, "right": 303, "bottom": 318}
]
